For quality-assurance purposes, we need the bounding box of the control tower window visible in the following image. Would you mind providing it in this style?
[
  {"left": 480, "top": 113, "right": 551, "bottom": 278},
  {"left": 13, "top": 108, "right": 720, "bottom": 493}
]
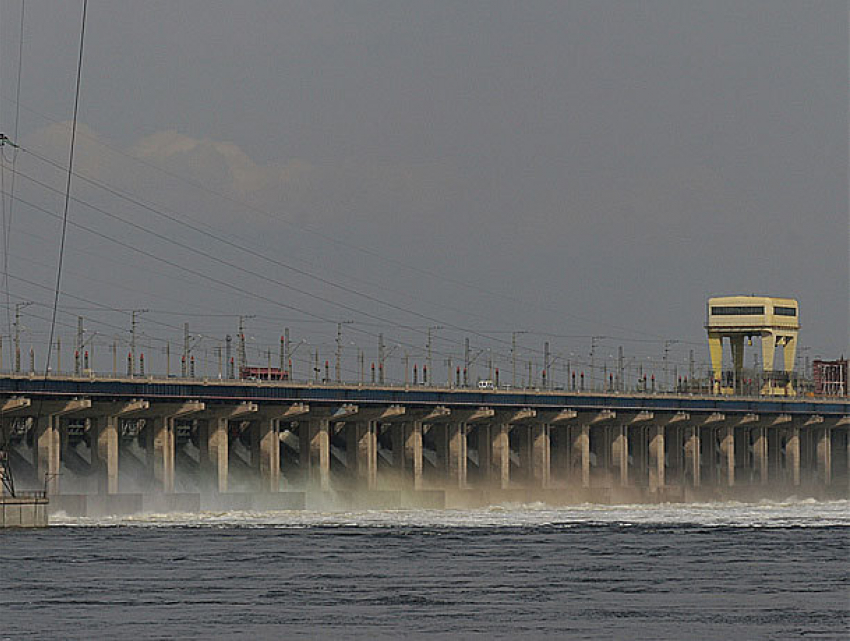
[
  {"left": 710, "top": 306, "right": 764, "bottom": 315},
  {"left": 774, "top": 306, "right": 797, "bottom": 316}
]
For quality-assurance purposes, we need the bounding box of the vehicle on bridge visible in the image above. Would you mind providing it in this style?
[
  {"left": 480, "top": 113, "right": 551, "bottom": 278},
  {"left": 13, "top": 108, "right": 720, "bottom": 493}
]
[{"left": 239, "top": 366, "right": 289, "bottom": 381}]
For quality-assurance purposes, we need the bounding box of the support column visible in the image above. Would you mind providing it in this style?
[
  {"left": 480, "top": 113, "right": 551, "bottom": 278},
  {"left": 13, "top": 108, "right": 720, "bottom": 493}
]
[
  {"left": 357, "top": 421, "right": 377, "bottom": 490},
  {"left": 492, "top": 423, "right": 511, "bottom": 489},
  {"left": 139, "top": 402, "right": 205, "bottom": 493},
  {"left": 684, "top": 425, "right": 700, "bottom": 487},
  {"left": 761, "top": 332, "right": 777, "bottom": 394},
  {"left": 531, "top": 423, "right": 551, "bottom": 488},
  {"left": 35, "top": 416, "right": 60, "bottom": 495},
  {"left": 648, "top": 425, "right": 665, "bottom": 491},
  {"left": 708, "top": 333, "right": 723, "bottom": 390},
  {"left": 704, "top": 427, "right": 717, "bottom": 485},
  {"left": 208, "top": 417, "right": 229, "bottom": 493},
  {"left": 447, "top": 422, "right": 467, "bottom": 488},
  {"left": 782, "top": 335, "right": 797, "bottom": 395},
  {"left": 816, "top": 427, "right": 832, "bottom": 487},
  {"left": 612, "top": 425, "right": 629, "bottom": 487},
  {"left": 152, "top": 416, "right": 175, "bottom": 494},
  {"left": 95, "top": 416, "right": 119, "bottom": 494},
  {"left": 405, "top": 420, "right": 423, "bottom": 489},
  {"left": 730, "top": 335, "right": 745, "bottom": 393},
  {"left": 258, "top": 418, "right": 280, "bottom": 492},
  {"left": 477, "top": 424, "right": 492, "bottom": 485},
  {"left": 719, "top": 425, "right": 735, "bottom": 487},
  {"left": 310, "top": 418, "right": 331, "bottom": 491},
  {"left": 787, "top": 424, "right": 800, "bottom": 486},
  {"left": 572, "top": 425, "right": 590, "bottom": 489},
  {"left": 754, "top": 426, "right": 768, "bottom": 485},
  {"left": 631, "top": 426, "right": 647, "bottom": 487},
  {"left": 591, "top": 425, "right": 611, "bottom": 484}
]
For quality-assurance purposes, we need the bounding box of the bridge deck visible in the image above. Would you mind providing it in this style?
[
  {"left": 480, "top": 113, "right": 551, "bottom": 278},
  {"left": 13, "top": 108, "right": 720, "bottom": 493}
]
[{"left": 0, "top": 374, "right": 847, "bottom": 416}]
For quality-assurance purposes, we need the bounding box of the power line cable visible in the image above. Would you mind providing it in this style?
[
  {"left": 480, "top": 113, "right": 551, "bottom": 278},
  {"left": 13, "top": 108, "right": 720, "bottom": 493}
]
[
  {"left": 24, "top": 146, "right": 500, "bottom": 328},
  {"left": 44, "top": 0, "right": 87, "bottom": 378},
  {"left": 18, "top": 151, "right": 524, "bottom": 351},
  {"left": 7, "top": 166, "right": 511, "bottom": 358},
  {"left": 3, "top": 0, "right": 26, "bottom": 343},
  {"left": 6, "top": 99, "right": 672, "bottom": 341}
]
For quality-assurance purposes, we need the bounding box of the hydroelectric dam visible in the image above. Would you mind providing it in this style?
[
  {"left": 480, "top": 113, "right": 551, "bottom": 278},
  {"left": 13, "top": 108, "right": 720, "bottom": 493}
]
[{"left": 1, "top": 372, "right": 848, "bottom": 520}]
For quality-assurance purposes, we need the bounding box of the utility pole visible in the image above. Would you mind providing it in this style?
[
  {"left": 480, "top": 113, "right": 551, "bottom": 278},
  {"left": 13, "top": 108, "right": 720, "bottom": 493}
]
[
  {"left": 225, "top": 335, "right": 232, "bottom": 378},
  {"left": 426, "top": 326, "right": 443, "bottom": 386},
  {"left": 663, "top": 339, "right": 679, "bottom": 392},
  {"left": 511, "top": 331, "right": 527, "bottom": 388},
  {"left": 284, "top": 328, "right": 290, "bottom": 376},
  {"left": 237, "top": 315, "right": 255, "bottom": 376},
  {"left": 590, "top": 336, "right": 606, "bottom": 392},
  {"left": 335, "top": 321, "right": 353, "bottom": 383},
  {"left": 13, "top": 302, "right": 32, "bottom": 373},
  {"left": 543, "top": 341, "right": 550, "bottom": 390},
  {"left": 183, "top": 323, "right": 190, "bottom": 377},
  {"left": 378, "top": 333, "right": 385, "bottom": 384},
  {"left": 129, "top": 309, "right": 148, "bottom": 377},
  {"left": 618, "top": 346, "right": 624, "bottom": 392},
  {"left": 464, "top": 338, "right": 470, "bottom": 387},
  {"left": 76, "top": 317, "right": 84, "bottom": 375}
]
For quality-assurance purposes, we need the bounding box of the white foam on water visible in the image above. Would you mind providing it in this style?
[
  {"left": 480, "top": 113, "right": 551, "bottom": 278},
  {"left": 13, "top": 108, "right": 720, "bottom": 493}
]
[{"left": 50, "top": 498, "right": 850, "bottom": 529}]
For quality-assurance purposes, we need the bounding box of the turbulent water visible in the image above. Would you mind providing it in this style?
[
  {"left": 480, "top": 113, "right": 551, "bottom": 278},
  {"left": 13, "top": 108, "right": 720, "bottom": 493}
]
[{"left": 3, "top": 501, "right": 849, "bottom": 640}]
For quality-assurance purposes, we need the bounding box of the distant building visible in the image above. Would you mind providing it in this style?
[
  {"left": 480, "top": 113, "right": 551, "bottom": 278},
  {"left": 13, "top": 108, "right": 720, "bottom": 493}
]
[
  {"left": 812, "top": 359, "right": 847, "bottom": 397},
  {"left": 706, "top": 295, "right": 799, "bottom": 396}
]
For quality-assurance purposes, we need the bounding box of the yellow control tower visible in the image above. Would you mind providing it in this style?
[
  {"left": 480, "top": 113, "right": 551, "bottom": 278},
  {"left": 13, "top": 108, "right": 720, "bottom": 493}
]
[{"left": 706, "top": 295, "right": 799, "bottom": 396}]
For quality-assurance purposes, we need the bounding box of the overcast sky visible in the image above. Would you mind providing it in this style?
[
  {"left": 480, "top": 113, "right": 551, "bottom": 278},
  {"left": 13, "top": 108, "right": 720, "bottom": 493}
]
[{"left": 0, "top": 1, "right": 847, "bottom": 385}]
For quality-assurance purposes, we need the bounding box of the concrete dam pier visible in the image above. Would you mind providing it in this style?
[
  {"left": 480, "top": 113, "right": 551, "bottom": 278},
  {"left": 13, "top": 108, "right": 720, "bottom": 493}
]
[{"left": 1, "top": 375, "right": 847, "bottom": 518}]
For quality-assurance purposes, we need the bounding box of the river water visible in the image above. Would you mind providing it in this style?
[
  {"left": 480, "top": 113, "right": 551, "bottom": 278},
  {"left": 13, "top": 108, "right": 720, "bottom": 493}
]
[{"left": 2, "top": 500, "right": 848, "bottom": 639}]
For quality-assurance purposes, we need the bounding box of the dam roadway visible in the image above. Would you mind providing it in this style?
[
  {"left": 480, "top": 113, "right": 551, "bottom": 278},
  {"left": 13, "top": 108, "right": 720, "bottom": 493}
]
[{"left": 1, "top": 373, "right": 848, "bottom": 516}]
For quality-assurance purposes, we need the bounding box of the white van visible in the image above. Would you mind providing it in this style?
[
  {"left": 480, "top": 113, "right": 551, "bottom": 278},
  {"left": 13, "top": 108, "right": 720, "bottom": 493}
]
[{"left": 478, "top": 379, "right": 495, "bottom": 390}]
